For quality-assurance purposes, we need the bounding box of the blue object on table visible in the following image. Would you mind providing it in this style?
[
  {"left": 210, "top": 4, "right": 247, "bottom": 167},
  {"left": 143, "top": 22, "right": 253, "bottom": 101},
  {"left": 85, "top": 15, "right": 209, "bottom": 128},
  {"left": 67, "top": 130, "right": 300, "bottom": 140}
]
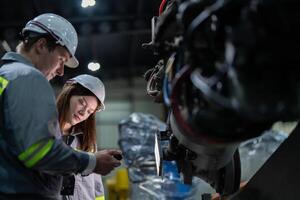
[{"left": 161, "top": 161, "right": 195, "bottom": 199}]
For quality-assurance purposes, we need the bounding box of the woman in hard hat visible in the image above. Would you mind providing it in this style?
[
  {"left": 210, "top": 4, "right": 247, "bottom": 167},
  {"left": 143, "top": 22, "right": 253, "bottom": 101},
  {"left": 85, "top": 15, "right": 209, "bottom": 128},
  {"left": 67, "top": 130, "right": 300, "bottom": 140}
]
[{"left": 56, "top": 74, "right": 107, "bottom": 200}]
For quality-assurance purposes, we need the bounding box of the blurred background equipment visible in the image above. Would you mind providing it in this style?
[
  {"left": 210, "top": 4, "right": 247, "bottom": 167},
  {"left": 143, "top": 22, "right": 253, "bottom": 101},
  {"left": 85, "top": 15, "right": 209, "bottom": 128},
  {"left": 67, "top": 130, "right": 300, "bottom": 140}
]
[
  {"left": 238, "top": 130, "right": 287, "bottom": 182},
  {"left": 118, "top": 113, "right": 166, "bottom": 183},
  {"left": 117, "top": 113, "right": 288, "bottom": 200},
  {"left": 118, "top": 112, "right": 201, "bottom": 200},
  {"left": 0, "top": 40, "right": 11, "bottom": 52},
  {"left": 143, "top": 0, "right": 300, "bottom": 199},
  {"left": 106, "top": 168, "right": 130, "bottom": 200}
]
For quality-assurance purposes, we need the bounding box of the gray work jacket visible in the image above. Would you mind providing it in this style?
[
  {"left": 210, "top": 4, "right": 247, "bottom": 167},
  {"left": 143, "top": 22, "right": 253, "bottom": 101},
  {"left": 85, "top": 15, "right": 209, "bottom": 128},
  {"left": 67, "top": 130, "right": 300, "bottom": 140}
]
[{"left": 0, "top": 52, "right": 95, "bottom": 200}]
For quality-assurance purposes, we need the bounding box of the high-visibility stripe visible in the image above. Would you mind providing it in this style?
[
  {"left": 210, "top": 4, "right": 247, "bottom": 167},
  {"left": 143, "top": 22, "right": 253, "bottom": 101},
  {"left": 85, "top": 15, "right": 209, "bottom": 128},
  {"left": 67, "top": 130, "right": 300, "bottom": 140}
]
[
  {"left": 18, "top": 141, "right": 44, "bottom": 161},
  {"left": 18, "top": 139, "right": 54, "bottom": 168},
  {"left": 0, "top": 76, "right": 9, "bottom": 95},
  {"left": 95, "top": 195, "right": 105, "bottom": 200}
]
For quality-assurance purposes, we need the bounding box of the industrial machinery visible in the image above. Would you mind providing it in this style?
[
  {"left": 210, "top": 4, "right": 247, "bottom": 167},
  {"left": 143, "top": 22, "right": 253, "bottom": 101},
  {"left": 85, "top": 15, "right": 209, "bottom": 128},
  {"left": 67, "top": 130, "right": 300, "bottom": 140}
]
[{"left": 143, "top": 0, "right": 300, "bottom": 199}]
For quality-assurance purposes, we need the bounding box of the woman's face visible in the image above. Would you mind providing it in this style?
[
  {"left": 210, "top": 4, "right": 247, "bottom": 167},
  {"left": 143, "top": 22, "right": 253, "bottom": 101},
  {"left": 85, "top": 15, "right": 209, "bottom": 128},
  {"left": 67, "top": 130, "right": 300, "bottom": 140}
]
[{"left": 66, "top": 95, "right": 99, "bottom": 126}]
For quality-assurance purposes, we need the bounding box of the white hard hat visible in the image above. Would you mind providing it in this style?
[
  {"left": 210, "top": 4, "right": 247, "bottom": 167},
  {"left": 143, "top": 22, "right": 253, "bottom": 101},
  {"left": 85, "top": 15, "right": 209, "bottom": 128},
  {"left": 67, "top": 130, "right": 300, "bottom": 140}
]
[
  {"left": 22, "top": 13, "right": 79, "bottom": 68},
  {"left": 70, "top": 74, "right": 105, "bottom": 111}
]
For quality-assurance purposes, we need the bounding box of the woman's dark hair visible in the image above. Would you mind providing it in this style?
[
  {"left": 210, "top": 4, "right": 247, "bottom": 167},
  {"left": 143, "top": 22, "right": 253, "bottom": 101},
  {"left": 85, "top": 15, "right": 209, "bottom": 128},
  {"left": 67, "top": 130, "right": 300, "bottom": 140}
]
[{"left": 56, "top": 83, "right": 100, "bottom": 152}]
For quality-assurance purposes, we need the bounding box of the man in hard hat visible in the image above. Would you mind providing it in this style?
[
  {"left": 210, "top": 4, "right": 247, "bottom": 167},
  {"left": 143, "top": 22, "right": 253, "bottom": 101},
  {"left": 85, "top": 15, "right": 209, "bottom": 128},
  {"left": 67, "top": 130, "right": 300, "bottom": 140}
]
[{"left": 0, "top": 13, "right": 121, "bottom": 200}]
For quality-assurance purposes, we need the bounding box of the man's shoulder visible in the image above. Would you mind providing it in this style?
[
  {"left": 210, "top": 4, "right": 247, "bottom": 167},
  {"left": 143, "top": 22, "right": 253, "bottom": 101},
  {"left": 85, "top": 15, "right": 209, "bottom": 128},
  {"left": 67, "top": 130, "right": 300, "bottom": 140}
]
[{"left": 0, "top": 61, "right": 45, "bottom": 83}]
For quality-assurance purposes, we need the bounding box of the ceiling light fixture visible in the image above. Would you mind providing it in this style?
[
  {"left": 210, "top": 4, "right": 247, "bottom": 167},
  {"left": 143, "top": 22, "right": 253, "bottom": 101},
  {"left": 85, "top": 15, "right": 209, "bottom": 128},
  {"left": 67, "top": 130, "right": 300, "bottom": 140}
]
[
  {"left": 88, "top": 62, "right": 101, "bottom": 71},
  {"left": 81, "top": 0, "right": 96, "bottom": 8}
]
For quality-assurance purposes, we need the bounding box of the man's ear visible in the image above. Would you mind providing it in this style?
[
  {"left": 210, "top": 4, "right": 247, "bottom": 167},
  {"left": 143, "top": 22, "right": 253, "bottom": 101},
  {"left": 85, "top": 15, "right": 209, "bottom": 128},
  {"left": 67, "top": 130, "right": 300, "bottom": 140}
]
[{"left": 34, "top": 38, "right": 48, "bottom": 55}]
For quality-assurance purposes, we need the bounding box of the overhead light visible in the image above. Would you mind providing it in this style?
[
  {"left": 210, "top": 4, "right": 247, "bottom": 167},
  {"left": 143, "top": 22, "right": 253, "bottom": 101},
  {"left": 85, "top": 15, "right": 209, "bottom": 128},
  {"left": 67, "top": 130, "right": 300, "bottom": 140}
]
[
  {"left": 89, "top": 0, "right": 96, "bottom": 6},
  {"left": 81, "top": 0, "right": 96, "bottom": 8},
  {"left": 88, "top": 62, "right": 101, "bottom": 71}
]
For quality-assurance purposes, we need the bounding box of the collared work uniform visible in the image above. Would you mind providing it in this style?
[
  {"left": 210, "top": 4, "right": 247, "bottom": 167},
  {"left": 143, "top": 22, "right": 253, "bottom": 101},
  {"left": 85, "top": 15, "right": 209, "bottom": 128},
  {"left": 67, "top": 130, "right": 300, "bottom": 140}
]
[
  {"left": 0, "top": 52, "right": 95, "bottom": 200},
  {"left": 61, "top": 131, "right": 105, "bottom": 200}
]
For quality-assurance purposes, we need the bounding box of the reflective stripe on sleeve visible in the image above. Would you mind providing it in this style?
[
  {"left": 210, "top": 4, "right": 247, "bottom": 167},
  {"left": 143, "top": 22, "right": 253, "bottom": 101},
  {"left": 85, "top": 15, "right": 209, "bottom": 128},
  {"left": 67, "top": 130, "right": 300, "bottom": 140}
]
[
  {"left": 0, "top": 76, "right": 9, "bottom": 95},
  {"left": 95, "top": 195, "right": 105, "bottom": 200},
  {"left": 18, "top": 139, "right": 54, "bottom": 168}
]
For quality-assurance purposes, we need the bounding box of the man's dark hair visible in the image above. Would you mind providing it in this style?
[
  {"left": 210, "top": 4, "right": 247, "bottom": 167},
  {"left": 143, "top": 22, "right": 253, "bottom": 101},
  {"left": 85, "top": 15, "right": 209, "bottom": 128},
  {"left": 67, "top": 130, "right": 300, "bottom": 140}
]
[{"left": 21, "top": 32, "right": 58, "bottom": 52}]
